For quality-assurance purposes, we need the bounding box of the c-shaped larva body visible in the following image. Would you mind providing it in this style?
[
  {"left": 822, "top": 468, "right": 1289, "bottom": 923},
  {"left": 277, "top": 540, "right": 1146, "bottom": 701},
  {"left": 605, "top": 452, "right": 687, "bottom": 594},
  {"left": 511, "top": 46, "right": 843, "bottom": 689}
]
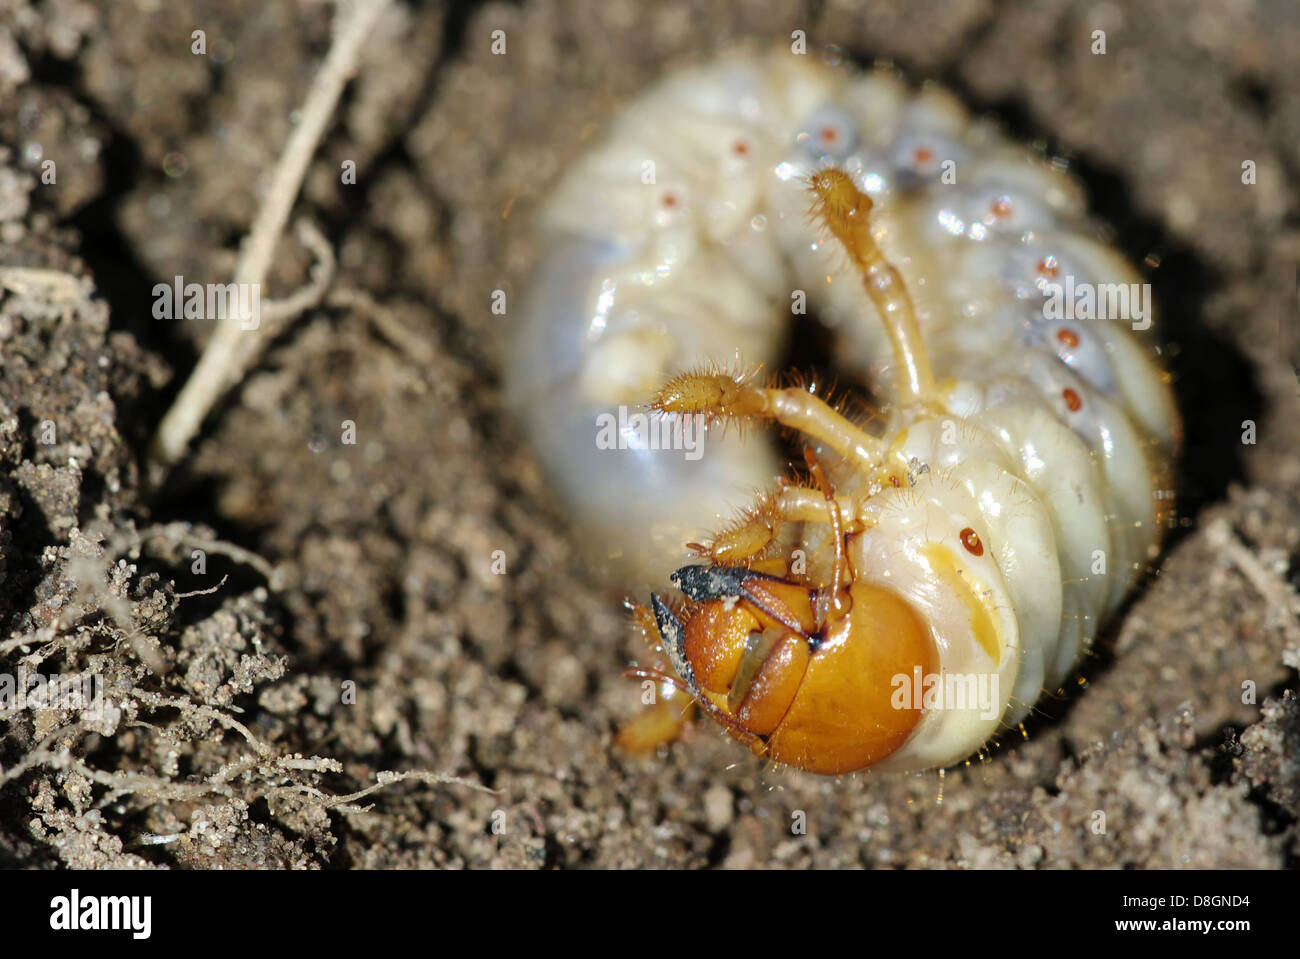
[{"left": 508, "top": 49, "right": 1180, "bottom": 774}]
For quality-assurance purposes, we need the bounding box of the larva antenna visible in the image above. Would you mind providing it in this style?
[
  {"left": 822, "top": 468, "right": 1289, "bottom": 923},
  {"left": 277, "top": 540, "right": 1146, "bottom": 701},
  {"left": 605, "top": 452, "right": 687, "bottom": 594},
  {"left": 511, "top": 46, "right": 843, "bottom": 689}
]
[{"left": 807, "top": 168, "right": 938, "bottom": 406}]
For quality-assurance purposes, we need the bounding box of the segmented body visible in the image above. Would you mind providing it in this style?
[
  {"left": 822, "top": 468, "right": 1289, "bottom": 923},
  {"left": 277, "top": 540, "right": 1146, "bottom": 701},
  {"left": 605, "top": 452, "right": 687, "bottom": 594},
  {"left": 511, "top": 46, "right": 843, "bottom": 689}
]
[{"left": 508, "top": 49, "right": 1180, "bottom": 773}]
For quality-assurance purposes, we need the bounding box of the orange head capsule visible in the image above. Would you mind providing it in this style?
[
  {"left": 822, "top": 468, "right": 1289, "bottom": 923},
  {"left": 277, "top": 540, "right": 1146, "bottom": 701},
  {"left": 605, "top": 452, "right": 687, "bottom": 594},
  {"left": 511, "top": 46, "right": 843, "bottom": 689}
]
[{"left": 650, "top": 564, "right": 937, "bottom": 775}]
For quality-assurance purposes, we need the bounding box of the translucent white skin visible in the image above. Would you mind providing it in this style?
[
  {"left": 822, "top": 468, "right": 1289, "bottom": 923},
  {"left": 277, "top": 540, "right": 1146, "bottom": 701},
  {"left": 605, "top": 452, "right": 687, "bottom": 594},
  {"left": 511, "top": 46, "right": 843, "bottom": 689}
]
[{"left": 508, "top": 50, "right": 1179, "bottom": 772}]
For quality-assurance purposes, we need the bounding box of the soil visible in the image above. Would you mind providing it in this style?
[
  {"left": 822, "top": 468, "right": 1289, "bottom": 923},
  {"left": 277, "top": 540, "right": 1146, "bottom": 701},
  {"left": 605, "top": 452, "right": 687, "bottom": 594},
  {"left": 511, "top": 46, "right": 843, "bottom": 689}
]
[{"left": 0, "top": 0, "right": 1297, "bottom": 869}]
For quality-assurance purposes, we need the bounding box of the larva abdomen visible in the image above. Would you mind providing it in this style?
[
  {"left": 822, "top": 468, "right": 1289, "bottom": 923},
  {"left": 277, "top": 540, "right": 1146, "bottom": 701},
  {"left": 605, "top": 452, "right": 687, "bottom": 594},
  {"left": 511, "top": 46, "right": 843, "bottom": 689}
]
[{"left": 508, "top": 48, "right": 1180, "bottom": 774}]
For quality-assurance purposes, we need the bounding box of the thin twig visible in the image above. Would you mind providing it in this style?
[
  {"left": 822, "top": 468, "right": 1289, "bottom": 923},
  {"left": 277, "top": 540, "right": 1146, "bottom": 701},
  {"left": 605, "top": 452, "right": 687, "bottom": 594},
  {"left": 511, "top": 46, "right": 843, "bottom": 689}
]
[
  {"left": 174, "top": 574, "right": 230, "bottom": 599},
  {"left": 0, "top": 266, "right": 90, "bottom": 302},
  {"left": 147, "top": 0, "right": 392, "bottom": 484},
  {"left": 1208, "top": 518, "right": 1300, "bottom": 650},
  {"left": 326, "top": 286, "right": 441, "bottom": 367},
  {"left": 124, "top": 521, "right": 283, "bottom": 589}
]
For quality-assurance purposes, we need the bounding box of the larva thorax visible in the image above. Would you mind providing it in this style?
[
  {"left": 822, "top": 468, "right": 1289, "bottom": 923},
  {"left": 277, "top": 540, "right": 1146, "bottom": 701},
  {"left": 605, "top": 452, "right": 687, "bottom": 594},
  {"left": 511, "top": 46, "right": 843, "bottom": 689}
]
[{"left": 508, "top": 49, "right": 1180, "bottom": 774}]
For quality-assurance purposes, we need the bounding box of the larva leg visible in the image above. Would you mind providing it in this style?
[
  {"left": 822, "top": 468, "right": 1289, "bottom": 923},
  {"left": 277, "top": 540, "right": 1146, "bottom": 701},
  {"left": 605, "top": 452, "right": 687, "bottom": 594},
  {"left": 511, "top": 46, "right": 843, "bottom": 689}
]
[
  {"left": 802, "top": 447, "right": 853, "bottom": 619},
  {"left": 651, "top": 370, "right": 883, "bottom": 471},
  {"left": 690, "top": 484, "right": 857, "bottom": 566},
  {"left": 808, "top": 169, "right": 938, "bottom": 407}
]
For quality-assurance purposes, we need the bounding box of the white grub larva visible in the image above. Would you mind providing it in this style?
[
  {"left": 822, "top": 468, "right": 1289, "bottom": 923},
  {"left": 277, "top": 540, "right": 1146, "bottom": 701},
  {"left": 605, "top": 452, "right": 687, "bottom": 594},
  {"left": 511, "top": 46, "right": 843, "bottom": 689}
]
[{"left": 507, "top": 49, "right": 1180, "bottom": 775}]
